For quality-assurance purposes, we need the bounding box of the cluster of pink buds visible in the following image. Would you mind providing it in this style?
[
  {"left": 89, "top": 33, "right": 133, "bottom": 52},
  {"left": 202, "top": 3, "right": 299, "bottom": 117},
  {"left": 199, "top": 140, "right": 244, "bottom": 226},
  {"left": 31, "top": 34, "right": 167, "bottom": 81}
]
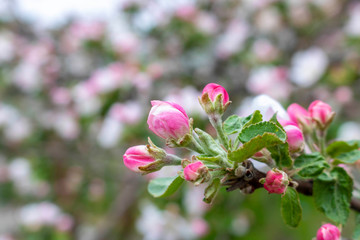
[
  {"left": 287, "top": 100, "right": 335, "bottom": 132},
  {"left": 123, "top": 83, "right": 231, "bottom": 177},
  {"left": 121, "top": 82, "right": 346, "bottom": 238},
  {"left": 316, "top": 223, "right": 341, "bottom": 240}
]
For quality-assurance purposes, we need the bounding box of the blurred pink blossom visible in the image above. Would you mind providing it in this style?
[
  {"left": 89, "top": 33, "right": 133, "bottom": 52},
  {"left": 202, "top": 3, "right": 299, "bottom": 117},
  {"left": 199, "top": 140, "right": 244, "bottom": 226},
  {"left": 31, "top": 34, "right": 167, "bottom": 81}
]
[{"left": 247, "top": 66, "right": 290, "bottom": 100}]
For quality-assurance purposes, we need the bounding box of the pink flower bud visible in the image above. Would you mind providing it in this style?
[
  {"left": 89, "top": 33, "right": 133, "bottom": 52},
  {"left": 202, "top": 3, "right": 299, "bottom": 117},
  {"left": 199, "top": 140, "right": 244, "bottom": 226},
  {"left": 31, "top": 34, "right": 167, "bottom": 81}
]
[
  {"left": 308, "top": 100, "right": 335, "bottom": 129},
  {"left": 284, "top": 125, "right": 304, "bottom": 152},
  {"left": 184, "top": 161, "right": 206, "bottom": 182},
  {"left": 202, "top": 83, "right": 229, "bottom": 105},
  {"left": 263, "top": 169, "right": 289, "bottom": 194},
  {"left": 123, "top": 145, "right": 155, "bottom": 173},
  {"left": 316, "top": 223, "right": 341, "bottom": 240},
  {"left": 287, "top": 103, "right": 310, "bottom": 127},
  {"left": 147, "top": 101, "right": 190, "bottom": 140}
]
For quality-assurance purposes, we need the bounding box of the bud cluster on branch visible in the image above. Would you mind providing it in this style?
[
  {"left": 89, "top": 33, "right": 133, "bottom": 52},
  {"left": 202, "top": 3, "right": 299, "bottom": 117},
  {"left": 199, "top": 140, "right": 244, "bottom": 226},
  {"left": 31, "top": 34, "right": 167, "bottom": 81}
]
[{"left": 123, "top": 83, "right": 360, "bottom": 239}]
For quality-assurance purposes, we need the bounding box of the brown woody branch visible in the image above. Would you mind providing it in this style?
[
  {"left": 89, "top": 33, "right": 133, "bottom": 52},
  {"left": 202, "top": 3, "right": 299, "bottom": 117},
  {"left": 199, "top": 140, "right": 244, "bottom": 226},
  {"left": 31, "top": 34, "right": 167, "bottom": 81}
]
[{"left": 223, "top": 160, "right": 360, "bottom": 213}]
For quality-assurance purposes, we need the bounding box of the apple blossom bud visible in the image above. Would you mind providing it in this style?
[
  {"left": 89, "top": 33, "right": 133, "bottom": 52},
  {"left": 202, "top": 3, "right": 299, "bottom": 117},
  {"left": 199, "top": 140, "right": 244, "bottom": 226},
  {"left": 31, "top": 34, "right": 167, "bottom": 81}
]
[
  {"left": 199, "top": 83, "right": 231, "bottom": 115},
  {"left": 284, "top": 125, "right": 304, "bottom": 152},
  {"left": 287, "top": 103, "right": 310, "bottom": 128},
  {"left": 261, "top": 169, "right": 289, "bottom": 194},
  {"left": 316, "top": 223, "right": 341, "bottom": 240},
  {"left": 203, "top": 83, "right": 229, "bottom": 105},
  {"left": 184, "top": 161, "right": 210, "bottom": 184},
  {"left": 308, "top": 100, "right": 335, "bottom": 130},
  {"left": 123, "top": 145, "right": 155, "bottom": 173},
  {"left": 147, "top": 100, "right": 190, "bottom": 141}
]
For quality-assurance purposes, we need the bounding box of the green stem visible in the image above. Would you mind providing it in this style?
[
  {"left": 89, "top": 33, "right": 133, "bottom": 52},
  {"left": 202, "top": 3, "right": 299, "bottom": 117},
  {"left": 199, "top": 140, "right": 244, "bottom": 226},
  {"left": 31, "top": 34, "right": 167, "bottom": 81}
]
[
  {"left": 305, "top": 134, "right": 317, "bottom": 153},
  {"left": 209, "top": 114, "right": 229, "bottom": 149},
  {"left": 165, "top": 154, "right": 183, "bottom": 165},
  {"left": 319, "top": 130, "right": 327, "bottom": 156},
  {"left": 186, "top": 135, "right": 205, "bottom": 154}
]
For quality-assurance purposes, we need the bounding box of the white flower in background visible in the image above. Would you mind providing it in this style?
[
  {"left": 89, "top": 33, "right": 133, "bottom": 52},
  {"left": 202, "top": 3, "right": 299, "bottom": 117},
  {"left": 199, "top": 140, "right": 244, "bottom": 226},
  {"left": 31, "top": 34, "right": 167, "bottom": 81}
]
[
  {"left": 231, "top": 213, "right": 251, "bottom": 236},
  {"left": 251, "top": 39, "right": 278, "bottom": 62},
  {"left": 8, "top": 158, "right": 31, "bottom": 184},
  {"left": 88, "top": 63, "right": 126, "bottom": 94},
  {"left": 62, "top": 21, "right": 105, "bottom": 52},
  {"left": 137, "top": 202, "right": 196, "bottom": 240},
  {"left": 255, "top": 7, "right": 282, "bottom": 33},
  {"left": 247, "top": 66, "right": 291, "bottom": 100},
  {"left": 53, "top": 111, "right": 79, "bottom": 140},
  {"left": 195, "top": 12, "right": 219, "bottom": 35},
  {"left": 344, "top": 3, "right": 360, "bottom": 37},
  {"left": 337, "top": 122, "right": 360, "bottom": 141},
  {"left": 165, "top": 86, "right": 206, "bottom": 117},
  {"left": 184, "top": 185, "right": 209, "bottom": 217},
  {"left": 237, "top": 94, "right": 289, "bottom": 121},
  {"left": 12, "top": 62, "right": 42, "bottom": 93},
  {"left": 0, "top": 31, "right": 15, "bottom": 63},
  {"left": 97, "top": 100, "right": 144, "bottom": 148},
  {"left": 112, "top": 32, "right": 139, "bottom": 55},
  {"left": 97, "top": 117, "right": 124, "bottom": 148},
  {"left": 50, "top": 87, "right": 72, "bottom": 106},
  {"left": 132, "top": 72, "right": 153, "bottom": 92},
  {"left": 8, "top": 158, "right": 50, "bottom": 197},
  {"left": 109, "top": 101, "right": 144, "bottom": 125},
  {"left": 216, "top": 19, "right": 250, "bottom": 59},
  {"left": 0, "top": 104, "right": 32, "bottom": 142},
  {"left": 19, "top": 202, "right": 72, "bottom": 231},
  {"left": 72, "top": 82, "right": 101, "bottom": 116},
  {"left": 290, "top": 47, "right": 328, "bottom": 87}
]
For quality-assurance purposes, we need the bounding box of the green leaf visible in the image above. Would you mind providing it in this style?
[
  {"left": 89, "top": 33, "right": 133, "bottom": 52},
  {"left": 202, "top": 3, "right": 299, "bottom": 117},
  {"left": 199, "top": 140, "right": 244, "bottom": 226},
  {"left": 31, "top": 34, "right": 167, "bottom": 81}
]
[
  {"left": 269, "top": 113, "right": 285, "bottom": 131},
  {"left": 195, "top": 128, "right": 225, "bottom": 156},
  {"left": 203, "top": 178, "right": 220, "bottom": 204},
  {"left": 239, "top": 121, "right": 286, "bottom": 143},
  {"left": 223, "top": 110, "right": 263, "bottom": 135},
  {"left": 268, "top": 143, "right": 293, "bottom": 168},
  {"left": 148, "top": 176, "right": 184, "bottom": 198},
  {"left": 354, "top": 213, "right": 360, "bottom": 240},
  {"left": 228, "top": 132, "right": 284, "bottom": 162},
  {"left": 313, "top": 167, "right": 353, "bottom": 224},
  {"left": 224, "top": 115, "right": 242, "bottom": 135},
  {"left": 294, "top": 153, "right": 330, "bottom": 178},
  {"left": 281, "top": 187, "right": 302, "bottom": 228},
  {"left": 197, "top": 154, "right": 223, "bottom": 166},
  {"left": 333, "top": 149, "right": 360, "bottom": 165},
  {"left": 326, "top": 141, "right": 360, "bottom": 157},
  {"left": 242, "top": 110, "right": 263, "bottom": 129}
]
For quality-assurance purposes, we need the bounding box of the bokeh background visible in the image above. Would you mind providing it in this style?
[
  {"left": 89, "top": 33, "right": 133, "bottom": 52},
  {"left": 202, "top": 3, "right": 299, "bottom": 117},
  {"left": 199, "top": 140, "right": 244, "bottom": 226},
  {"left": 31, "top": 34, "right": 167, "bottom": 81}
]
[{"left": 0, "top": 0, "right": 360, "bottom": 239}]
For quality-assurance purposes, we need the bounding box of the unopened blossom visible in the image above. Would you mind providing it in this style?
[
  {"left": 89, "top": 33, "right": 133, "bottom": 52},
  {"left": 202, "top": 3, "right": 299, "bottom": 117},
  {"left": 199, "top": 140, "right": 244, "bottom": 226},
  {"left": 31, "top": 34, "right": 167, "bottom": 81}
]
[
  {"left": 308, "top": 100, "right": 335, "bottom": 129},
  {"left": 287, "top": 103, "right": 310, "bottom": 127},
  {"left": 316, "top": 223, "right": 341, "bottom": 240},
  {"left": 184, "top": 161, "right": 207, "bottom": 182},
  {"left": 147, "top": 101, "right": 190, "bottom": 141},
  {"left": 123, "top": 145, "right": 155, "bottom": 173},
  {"left": 263, "top": 169, "right": 289, "bottom": 194},
  {"left": 202, "top": 83, "right": 230, "bottom": 105},
  {"left": 283, "top": 125, "right": 304, "bottom": 152},
  {"left": 290, "top": 47, "right": 328, "bottom": 87}
]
